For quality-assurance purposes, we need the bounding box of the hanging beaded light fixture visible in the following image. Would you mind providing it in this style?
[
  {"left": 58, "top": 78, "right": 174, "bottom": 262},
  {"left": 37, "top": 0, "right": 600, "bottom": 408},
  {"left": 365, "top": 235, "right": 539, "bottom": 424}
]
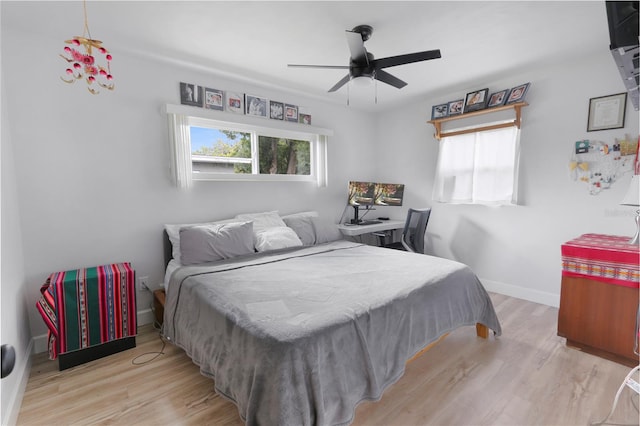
[{"left": 60, "top": 0, "right": 114, "bottom": 94}]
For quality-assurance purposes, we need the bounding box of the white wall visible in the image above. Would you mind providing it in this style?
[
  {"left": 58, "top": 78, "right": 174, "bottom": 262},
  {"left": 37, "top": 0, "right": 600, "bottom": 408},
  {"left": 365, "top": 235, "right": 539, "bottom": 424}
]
[
  {"left": 374, "top": 49, "right": 639, "bottom": 306},
  {"left": 1, "top": 26, "right": 377, "bottom": 348},
  {"left": 1, "top": 61, "right": 32, "bottom": 426}
]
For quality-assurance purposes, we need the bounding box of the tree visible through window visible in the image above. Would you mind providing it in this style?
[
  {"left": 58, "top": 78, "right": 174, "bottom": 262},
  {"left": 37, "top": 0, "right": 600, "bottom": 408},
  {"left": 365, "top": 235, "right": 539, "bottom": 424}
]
[
  {"left": 258, "top": 136, "right": 310, "bottom": 175},
  {"left": 190, "top": 126, "right": 311, "bottom": 176}
]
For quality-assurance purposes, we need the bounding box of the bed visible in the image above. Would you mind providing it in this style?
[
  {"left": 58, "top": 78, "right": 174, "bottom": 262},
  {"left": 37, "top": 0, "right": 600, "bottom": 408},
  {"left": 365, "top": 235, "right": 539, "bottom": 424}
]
[{"left": 161, "top": 211, "right": 501, "bottom": 426}]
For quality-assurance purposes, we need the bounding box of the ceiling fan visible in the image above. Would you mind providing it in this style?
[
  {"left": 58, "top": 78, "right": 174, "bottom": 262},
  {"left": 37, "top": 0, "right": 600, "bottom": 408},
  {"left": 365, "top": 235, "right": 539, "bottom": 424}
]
[{"left": 288, "top": 24, "right": 441, "bottom": 93}]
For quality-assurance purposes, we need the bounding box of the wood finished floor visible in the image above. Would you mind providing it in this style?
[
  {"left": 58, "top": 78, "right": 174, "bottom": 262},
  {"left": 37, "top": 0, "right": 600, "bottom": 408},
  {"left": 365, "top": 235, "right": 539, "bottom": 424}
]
[{"left": 18, "top": 293, "right": 640, "bottom": 426}]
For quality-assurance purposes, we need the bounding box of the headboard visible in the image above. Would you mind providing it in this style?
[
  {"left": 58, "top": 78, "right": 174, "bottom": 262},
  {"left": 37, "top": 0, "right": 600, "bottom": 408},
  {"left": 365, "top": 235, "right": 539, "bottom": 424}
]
[{"left": 163, "top": 230, "right": 173, "bottom": 269}]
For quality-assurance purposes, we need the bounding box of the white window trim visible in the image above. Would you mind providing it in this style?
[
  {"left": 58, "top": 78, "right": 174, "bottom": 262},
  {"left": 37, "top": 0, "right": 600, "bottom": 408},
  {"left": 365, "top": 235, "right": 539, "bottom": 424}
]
[
  {"left": 165, "top": 104, "right": 332, "bottom": 187},
  {"left": 191, "top": 155, "right": 252, "bottom": 165}
]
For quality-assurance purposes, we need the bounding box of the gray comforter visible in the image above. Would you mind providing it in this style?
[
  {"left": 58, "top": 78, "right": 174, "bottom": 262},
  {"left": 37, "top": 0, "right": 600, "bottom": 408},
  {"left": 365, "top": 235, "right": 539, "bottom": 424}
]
[{"left": 162, "top": 240, "right": 501, "bottom": 426}]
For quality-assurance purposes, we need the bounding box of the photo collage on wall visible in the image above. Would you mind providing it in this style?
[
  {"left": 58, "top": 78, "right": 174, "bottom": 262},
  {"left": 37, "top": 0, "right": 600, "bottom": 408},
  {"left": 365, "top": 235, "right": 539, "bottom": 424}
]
[
  {"left": 179, "top": 82, "right": 312, "bottom": 125},
  {"left": 430, "top": 82, "right": 531, "bottom": 120},
  {"left": 569, "top": 134, "right": 639, "bottom": 195}
]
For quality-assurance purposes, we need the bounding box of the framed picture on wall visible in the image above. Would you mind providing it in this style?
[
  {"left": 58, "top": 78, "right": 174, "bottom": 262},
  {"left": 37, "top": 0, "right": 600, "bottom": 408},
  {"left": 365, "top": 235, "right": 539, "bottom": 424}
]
[
  {"left": 487, "top": 89, "right": 508, "bottom": 108},
  {"left": 505, "top": 83, "right": 530, "bottom": 104},
  {"left": 270, "top": 101, "right": 284, "bottom": 120},
  {"left": 204, "top": 87, "right": 224, "bottom": 111},
  {"left": 587, "top": 92, "right": 627, "bottom": 131},
  {"left": 246, "top": 95, "right": 268, "bottom": 117},
  {"left": 225, "top": 92, "right": 245, "bottom": 114},
  {"left": 299, "top": 113, "right": 311, "bottom": 125},
  {"left": 285, "top": 104, "right": 298, "bottom": 122},
  {"left": 180, "top": 82, "right": 203, "bottom": 107},
  {"left": 431, "top": 103, "right": 449, "bottom": 119},
  {"left": 463, "top": 88, "right": 488, "bottom": 113},
  {"left": 447, "top": 99, "right": 464, "bottom": 116}
]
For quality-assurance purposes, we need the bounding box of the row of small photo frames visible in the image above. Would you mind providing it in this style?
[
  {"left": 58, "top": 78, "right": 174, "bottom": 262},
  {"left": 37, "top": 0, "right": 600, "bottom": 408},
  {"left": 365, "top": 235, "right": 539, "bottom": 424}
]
[
  {"left": 179, "top": 82, "right": 312, "bottom": 125},
  {"left": 568, "top": 135, "right": 638, "bottom": 195},
  {"left": 431, "top": 82, "right": 531, "bottom": 120}
]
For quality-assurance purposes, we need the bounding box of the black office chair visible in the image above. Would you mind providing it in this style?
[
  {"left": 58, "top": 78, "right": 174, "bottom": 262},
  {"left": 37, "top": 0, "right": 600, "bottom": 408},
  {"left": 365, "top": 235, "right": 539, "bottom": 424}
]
[{"left": 380, "top": 208, "right": 431, "bottom": 253}]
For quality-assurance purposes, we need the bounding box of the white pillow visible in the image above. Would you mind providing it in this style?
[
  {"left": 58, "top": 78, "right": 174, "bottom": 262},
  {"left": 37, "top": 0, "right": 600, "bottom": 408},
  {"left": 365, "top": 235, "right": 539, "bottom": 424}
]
[
  {"left": 180, "top": 221, "right": 255, "bottom": 266},
  {"left": 165, "top": 217, "right": 238, "bottom": 264},
  {"left": 235, "top": 211, "right": 286, "bottom": 232},
  {"left": 254, "top": 227, "right": 303, "bottom": 252}
]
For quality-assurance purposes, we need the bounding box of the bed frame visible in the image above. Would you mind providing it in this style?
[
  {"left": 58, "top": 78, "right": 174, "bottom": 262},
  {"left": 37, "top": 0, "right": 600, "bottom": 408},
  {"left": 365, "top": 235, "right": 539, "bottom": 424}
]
[{"left": 163, "top": 230, "right": 172, "bottom": 269}]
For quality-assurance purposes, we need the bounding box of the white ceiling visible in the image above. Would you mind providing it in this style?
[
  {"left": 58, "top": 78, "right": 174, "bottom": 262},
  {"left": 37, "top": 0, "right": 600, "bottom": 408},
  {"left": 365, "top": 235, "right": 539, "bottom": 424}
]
[{"left": 2, "top": 1, "right": 611, "bottom": 111}]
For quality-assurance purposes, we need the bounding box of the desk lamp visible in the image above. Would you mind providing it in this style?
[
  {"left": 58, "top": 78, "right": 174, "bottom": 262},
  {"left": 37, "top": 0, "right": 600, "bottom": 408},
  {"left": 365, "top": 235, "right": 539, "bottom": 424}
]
[{"left": 620, "top": 174, "right": 640, "bottom": 245}]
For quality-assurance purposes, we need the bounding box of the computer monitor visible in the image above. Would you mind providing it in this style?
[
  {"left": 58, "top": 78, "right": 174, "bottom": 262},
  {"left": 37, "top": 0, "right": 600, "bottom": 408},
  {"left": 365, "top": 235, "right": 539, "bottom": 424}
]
[
  {"left": 374, "top": 183, "right": 405, "bottom": 206},
  {"left": 348, "top": 181, "right": 375, "bottom": 224}
]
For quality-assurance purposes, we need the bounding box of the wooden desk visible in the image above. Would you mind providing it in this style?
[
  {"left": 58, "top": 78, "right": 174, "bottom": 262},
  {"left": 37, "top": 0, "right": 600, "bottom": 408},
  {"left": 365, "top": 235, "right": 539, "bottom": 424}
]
[{"left": 557, "top": 234, "right": 639, "bottom": 367}]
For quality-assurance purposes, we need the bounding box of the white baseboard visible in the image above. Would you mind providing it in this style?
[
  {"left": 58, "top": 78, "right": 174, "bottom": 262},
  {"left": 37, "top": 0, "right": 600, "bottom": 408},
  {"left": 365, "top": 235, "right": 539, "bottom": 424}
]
[
  {"left": 480, "top": 278, "right": 560, "bottom": 308},
  {"left": 32, "top": 308, "right": 155, "bottom": 355},
  {"left": 136, "top": 308, "right": 155, "bottom": 328},
  {"left": 3, "top": 339, "right": 33, "bottom": 426}
]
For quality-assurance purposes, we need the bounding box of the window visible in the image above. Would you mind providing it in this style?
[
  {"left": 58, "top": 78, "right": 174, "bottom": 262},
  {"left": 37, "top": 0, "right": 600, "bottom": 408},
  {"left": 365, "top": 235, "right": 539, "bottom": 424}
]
[
  {"left": 166, "top": 105, "right": 331, "bottom": 188},
  {"left": 432, "top": 124, "right": 520, "bottom": 205},
  {"left": 189, "top": 124, "right": 311, "bottom": 177}
]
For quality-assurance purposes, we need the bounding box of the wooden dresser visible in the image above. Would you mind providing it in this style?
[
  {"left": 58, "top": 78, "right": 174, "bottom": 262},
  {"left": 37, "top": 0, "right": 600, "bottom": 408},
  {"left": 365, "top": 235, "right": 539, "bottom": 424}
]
[{"left": 557, "top": 234, "right": 639, "bottom": 367}]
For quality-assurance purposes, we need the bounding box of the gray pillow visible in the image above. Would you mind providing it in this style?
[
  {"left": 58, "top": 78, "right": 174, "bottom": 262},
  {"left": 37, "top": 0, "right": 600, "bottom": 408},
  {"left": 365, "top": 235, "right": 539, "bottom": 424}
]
[
  {"left": 283, "top": 215, "right": 342, "bottom": 245},
  {"left": 179, "top": 221, "right": 254, "bottom": 266},
  {"left": 165, "top": 217, "right": 238, "bottom": 264},
  {"left": 234, "top": 211, "right": 286, "bottom": 232},
  {"left": 312, "top": 216, "right": 342, "bottom": 244},
  {"left": 282, "top": 215, "right": 316, "bottom": 245}
]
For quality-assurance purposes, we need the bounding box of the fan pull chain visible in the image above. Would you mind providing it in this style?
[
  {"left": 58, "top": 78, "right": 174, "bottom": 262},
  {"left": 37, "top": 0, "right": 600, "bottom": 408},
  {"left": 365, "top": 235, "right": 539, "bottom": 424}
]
[
  {"left": 375, "top": 78, "right": 378, "bottom": 104},
  {"left": 347, "top": 81, "right": 350, "bottom": 106}
]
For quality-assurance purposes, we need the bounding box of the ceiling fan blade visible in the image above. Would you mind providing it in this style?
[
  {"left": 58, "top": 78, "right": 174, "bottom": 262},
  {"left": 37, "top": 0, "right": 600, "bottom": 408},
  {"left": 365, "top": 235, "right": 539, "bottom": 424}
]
[
  {"left": 328, "top": 74, "right": 351, "bottom": 92},
  {"left": 345, "top": 30, "right": 369, "bottom": 64},
  {"left": 288, "top": 64, "right": 349, "bottom": 69},
  {"left": 374, "top": 69, "right": 407, "bottom": 89},
  {"left": 373, "top": 49, "right": 442, "bottom": 69}
]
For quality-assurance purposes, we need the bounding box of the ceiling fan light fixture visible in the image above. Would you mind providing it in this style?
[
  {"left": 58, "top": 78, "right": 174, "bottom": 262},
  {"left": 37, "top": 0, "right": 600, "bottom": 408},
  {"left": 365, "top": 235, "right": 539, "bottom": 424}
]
[
  {"left": 350, "top": 74, "right": 375, "bottom": 87},
  {"left": 347, "top": 73, "right": 378, "bottom": 106}
]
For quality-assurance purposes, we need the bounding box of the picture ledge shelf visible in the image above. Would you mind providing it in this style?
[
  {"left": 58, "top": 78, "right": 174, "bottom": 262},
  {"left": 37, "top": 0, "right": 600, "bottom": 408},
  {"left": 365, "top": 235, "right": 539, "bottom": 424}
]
[
  {"left": 164, "top": 103, "right": 333, "bottom": 137},
  {"left": 427, "top": 101, "right": 528, "bottom": 140}
]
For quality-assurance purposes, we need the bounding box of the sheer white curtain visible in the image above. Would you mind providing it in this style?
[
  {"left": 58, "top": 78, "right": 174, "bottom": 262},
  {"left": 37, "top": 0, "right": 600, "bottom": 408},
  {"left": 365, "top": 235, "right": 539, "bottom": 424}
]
[
  {"left": 432, "top": 124, "right": 520, "bottom": 205},
  {"left": 316, "top": 134, "right": 328, "bottom": 188},
  {"left": 167, "top": 113, "right": 193, "bottom": 189}
]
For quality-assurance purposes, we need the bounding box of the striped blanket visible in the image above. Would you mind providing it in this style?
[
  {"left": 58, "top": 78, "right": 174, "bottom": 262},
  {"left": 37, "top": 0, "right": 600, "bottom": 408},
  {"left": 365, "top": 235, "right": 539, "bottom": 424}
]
[
  {"left": 36, "top": 263, "right": 137, "bottom": 360},
  {"left": 562, "top": 234, "right": 640, "bottom": 288}
]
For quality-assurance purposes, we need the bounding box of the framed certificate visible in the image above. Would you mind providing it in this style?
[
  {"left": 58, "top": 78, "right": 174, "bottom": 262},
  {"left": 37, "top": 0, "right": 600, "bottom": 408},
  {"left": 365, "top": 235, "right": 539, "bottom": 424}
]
[{"left": 587, "top": 93, "right": 627, "bottom": 132}]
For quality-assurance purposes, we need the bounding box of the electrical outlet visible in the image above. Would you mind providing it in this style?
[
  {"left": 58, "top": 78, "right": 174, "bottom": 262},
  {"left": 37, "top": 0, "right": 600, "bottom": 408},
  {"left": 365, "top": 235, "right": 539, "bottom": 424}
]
[
  {"left": 138, "top": 276, "right": 149, "bottom": 290},
  {"left": 626, "top": 377, "right": 640, "bottom": 394}
]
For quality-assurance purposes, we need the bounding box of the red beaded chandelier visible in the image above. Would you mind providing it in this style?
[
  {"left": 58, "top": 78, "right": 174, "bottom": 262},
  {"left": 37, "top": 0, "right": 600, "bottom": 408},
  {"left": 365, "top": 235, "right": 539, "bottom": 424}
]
[{"left": 60, "top": 0, "right": 114, "bottom": 94}]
